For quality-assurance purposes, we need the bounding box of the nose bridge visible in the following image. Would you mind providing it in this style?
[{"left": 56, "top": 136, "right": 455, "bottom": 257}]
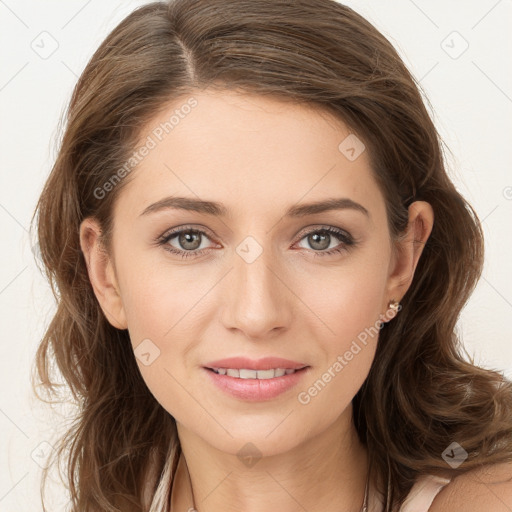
[{"left": 222, "top": 234, "right": 292, "bottom": 337}]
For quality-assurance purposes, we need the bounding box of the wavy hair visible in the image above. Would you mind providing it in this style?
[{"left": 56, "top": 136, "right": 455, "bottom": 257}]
[{"left": 31, "top": 0, "right": 512, "bottom": 510}]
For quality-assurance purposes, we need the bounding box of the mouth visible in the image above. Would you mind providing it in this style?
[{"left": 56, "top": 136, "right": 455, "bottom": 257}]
[
  {"left": 202, "top": 365, "right": 310, "bottom": 401},
  {"left": 205, "top": 367, "right": 308, "bottom": 379}
]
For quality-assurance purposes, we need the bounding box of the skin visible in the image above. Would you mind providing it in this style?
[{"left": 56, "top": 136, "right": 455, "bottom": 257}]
[
  {"left": 80, "top": 89, "right": 435, "bottom": 512},
  {"left": 430, "top": 462, "right": 512, "bottom": 511}
]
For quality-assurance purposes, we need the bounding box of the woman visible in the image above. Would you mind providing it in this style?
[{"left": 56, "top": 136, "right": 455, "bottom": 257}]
[{"left": 31, "top": 0, "right": 512, "bottom": 510}]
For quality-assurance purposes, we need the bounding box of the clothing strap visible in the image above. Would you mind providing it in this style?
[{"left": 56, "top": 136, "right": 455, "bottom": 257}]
[{"left": 398, "top": 474, "right": 452, "bottom": 512}]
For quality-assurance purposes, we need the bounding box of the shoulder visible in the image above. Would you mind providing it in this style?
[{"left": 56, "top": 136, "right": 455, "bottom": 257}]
[{"left": 429, "top": 461, "right": 512, "bottom": 511}]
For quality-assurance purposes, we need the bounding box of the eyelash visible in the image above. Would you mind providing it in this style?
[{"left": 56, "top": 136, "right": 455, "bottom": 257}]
[{"left": 156, "top": 225, "right": 356, "bottom": 260}]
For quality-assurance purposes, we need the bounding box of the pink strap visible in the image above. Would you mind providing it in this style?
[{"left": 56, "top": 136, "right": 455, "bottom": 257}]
[{"left": 399, "top": 474, "right": 452, "bottom": 512}]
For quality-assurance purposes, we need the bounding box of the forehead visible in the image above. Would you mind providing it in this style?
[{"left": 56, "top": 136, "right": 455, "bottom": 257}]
[{"left": 116, "top": 89, "right": 385, "bottom": 221}]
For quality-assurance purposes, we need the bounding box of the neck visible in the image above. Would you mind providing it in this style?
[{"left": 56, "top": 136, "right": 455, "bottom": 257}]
[{"left": 175, "top": 405, "right": 370, "bottom": 512}]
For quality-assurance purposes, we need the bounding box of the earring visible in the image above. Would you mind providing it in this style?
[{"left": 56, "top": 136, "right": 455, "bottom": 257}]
[
  {"left": 379, "top": 300, "right": 401, "bottom": 326},
  {"left": 383, "top": 300, "right": 401, "bottom": 323},
  {"left": 388, "top": 299, "right": 400, "bottom": 312}
]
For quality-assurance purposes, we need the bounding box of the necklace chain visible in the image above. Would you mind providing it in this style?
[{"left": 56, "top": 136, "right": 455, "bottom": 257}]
[
  {"left": 361, "top": 457, "right": 370, "bottom": 512},
  {"left": 361, "top": 480, "right": 369, "bottom": 511}
]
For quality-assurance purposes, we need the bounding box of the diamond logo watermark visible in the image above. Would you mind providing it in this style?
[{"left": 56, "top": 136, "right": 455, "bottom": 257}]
[
  {"left": 30, "top": 31, "right": 59, "bottom": 60},
  {"left": 442, "top": 441, "right": 468, "bottom": 468},
  {"left": 236, "top": 236, "right": 263, "bottom": 264},
  {"left": 441, "top": 31, "right": 469, "bottom": 60},
  {"left": 134, "top": 338, "right": 161, "bottom": 366},
  {"left": 338, "top": 134, "right": 366, "bottom": 161},
  {"left": 237, "top": 442, "right": 262, "bottom": 468}
]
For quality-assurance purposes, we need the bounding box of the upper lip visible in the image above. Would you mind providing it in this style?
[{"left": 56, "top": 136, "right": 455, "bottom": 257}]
[{"left": 204, "top": 357, "right": 308, "bottom": 371}]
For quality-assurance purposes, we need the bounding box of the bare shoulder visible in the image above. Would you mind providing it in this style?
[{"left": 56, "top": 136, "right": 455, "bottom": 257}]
[{"left": 429, "top": 461, "right": 512, "bottom": 511}]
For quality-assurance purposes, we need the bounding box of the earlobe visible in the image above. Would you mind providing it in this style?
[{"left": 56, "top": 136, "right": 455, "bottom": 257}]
[
  {"left": 385, "top": 200, "right": 434, "bottom": 303},
  {"left": 79, "top": 218, "right": 128, "bottom": 330}
]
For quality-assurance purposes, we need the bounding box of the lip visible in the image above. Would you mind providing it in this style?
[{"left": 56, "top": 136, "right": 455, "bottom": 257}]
[
  {"left": 202, "top": 365, "right": 310, "bottom": 401},
  {"left": 203, "top": 356, "right": 308, "bottom": 371}
]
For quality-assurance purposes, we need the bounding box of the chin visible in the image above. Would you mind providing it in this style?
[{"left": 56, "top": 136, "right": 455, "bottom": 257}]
[{"left": 198, "top": 423, "right": 306, "bottom": 460}]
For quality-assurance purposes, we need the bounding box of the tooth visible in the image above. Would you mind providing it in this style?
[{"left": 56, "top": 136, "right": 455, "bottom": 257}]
[
  {"left": 239, "top": 369, "right": 257, "bottom": 379},
  {"left": 256, "top": 369, "right": 276, "bottom": 379},
  {"left": 213, "top": 367, "right": 300, "bottom": 379}
]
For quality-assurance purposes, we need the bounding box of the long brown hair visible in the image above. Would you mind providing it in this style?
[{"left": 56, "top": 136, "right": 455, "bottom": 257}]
[{"left": 30, "top": 0, "right": 512, "bottom": 510}]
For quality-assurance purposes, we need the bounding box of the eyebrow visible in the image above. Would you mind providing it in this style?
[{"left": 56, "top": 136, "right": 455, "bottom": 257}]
[{"left": 139, "top": 196, "right": 370, "bottom": 219}]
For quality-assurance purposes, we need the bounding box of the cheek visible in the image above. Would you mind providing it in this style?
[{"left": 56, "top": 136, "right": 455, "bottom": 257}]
[
  {"left": 294, "top": 264, "right": 387, "bottom": 419},
  {"left": 117, "top": 263, "right": 203, "bottom": 422},
  {"left": 301, "top": 253, "right": 389, "bottom": 343},
  {"left": 117, "top": 259, "right": 212, "bottom": 404},
  {"left": 118, "top": 253, "right": 202, "bottom": 342}
]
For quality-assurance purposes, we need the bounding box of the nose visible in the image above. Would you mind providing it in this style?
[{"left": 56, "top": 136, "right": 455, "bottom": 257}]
[{"left": 220, "top": 241, "right": 294, "bottom": 340}]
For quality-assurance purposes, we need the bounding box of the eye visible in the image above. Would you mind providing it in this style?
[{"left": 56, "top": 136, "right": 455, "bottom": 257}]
[
  {"left": 294, "top": 226, "right": 356, "bottom": 257},
  {"left": 156, "top": 226, "right": 217, "bottom": 259},
  {"left": 156, "top": 225, "right": 357, "bottom": 260}
]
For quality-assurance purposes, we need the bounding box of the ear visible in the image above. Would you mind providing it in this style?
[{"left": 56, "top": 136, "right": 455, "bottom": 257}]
[
  {"left": 385, "top": 200, "right": 434, "bottom": 306},
  {"left": 79, "top": 217, "right": 128, "bottom": 330}
]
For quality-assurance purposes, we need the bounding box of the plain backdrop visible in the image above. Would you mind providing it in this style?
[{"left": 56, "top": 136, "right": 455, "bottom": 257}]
[{"left": 0, "top": 0, "right": 511, "bottom": 509}]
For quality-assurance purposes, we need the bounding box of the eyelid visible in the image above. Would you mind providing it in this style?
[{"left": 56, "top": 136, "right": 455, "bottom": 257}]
[
  {"left": 293, "top": 224, "right": 352, "bottom": 242},
  {"left": 158, "top": 224, "right": 217, "bottom": 242}
]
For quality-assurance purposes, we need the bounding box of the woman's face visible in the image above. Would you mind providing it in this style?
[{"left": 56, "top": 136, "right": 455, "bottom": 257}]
[{"left": 82, "top": 89, "right": 425, "bottom": 457}]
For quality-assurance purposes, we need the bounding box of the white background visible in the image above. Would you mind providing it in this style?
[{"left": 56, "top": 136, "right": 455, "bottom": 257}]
[{"left": 0, "top": 0, "right": 511, "bottom": 509}]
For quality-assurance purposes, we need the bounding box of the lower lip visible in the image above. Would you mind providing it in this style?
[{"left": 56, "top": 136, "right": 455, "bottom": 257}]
[{"left": 203, "top": 367, "right": 309, "bottom": 401}]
